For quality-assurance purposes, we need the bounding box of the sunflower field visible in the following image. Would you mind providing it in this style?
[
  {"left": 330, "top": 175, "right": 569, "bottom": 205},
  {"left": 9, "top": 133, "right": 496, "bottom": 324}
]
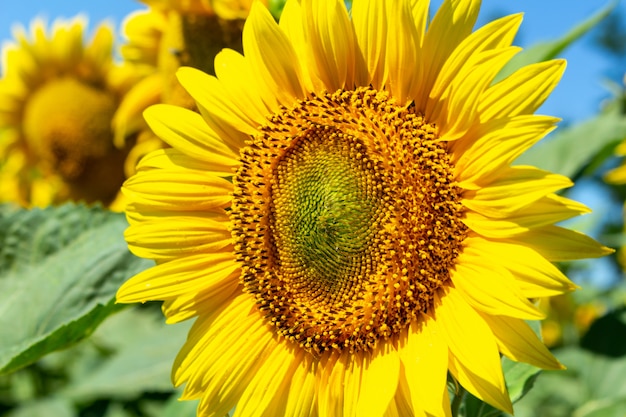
[{"left": 1, "top": 1, "right": 626, "bottom": 416}]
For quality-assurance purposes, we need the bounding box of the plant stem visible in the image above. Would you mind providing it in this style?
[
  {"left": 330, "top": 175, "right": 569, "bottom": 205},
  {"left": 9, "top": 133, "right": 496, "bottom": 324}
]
[{"left": 451, "top": 385, "right": 466, "bottom": 417}]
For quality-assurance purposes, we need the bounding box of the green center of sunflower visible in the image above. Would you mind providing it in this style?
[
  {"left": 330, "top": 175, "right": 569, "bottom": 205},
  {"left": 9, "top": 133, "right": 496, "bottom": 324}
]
[
  {"left": 23, "top": 77, "right": 127, "bottom": 204},
  {"left": 231, "top": 86, "right": 467, "bottom": 354}
]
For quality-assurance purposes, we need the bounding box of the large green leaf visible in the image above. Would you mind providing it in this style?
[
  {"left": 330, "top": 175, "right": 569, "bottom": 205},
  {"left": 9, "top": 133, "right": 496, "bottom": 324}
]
[
  {"left": 61, "top": 306, "right": 191, "bottom": 402},
  {"left": 575, "top": 399, "right": 626, "bottom": 417},
  {"left": 512, "top": 346, "right": 626, "bottom": 417},
  {"left": 514, "top": 111, "right": 626, "bottom": 179},
  {"left": 3, "top": 397, "right": 74, "bottom": 417},
  {"left": 0, "top": 204, "right": 152, "bottom": 375},
  {"left": 495, "top": 2, "right": 615, "bottom": 83},
  {"left": 161, "top": 392, "right": 198, "bottom": 417}
]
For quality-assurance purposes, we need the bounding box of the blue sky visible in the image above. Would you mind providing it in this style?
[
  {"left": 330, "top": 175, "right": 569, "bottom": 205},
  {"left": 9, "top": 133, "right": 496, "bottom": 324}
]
[{"left": 0, "top": 0, "right": 624, "bottom": 124}]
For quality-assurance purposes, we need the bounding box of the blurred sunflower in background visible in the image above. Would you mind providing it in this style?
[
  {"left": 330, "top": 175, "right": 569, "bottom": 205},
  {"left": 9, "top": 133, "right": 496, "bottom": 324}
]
[
  {"left": 112, "top": 0, "right": 262, "bottom": 179},
  {"left": 0, "top": 17, "right": 144, "bottom": 208},
  {"left": 539, "top": 294, "right": 608, "bottom": 347},
  {"left": 117, "top": 0, "right": 611, "bottom": 416}
]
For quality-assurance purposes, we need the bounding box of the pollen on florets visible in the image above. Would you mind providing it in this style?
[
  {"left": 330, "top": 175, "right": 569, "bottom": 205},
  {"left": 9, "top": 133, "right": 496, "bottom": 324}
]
[{"left": 230, "top": 86, "right": 467, "bottom": 355}]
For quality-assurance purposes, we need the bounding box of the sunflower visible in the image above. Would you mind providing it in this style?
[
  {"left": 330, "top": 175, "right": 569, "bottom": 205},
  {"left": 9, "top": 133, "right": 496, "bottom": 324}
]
[
  {"left": 117, "top": 0, "right": 611, "bottom": 415},
  {"left": 112, "top": 0, "right": 264, "bottom": 178},
  {"left": 0, "top": 17, "right": 143, "bottom": 208}
]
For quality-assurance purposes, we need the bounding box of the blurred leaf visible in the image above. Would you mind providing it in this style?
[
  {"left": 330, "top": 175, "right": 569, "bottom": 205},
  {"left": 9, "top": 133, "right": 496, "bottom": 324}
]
[
  {"left": 161, "top": 392, "right": 198, "bottom": 417},
  {"left": 4, "top": 397, "right": 74, "bottom": 417},
  {"left": 267, "top": 0, "right": 287, "bottom": 19},
  {"left": 580, "top": 307, "right": 626, "bottom": 357},
  {"left": 502, "top": 358, "right": 540, "bottom": 405},
  {"left": 495, "top": 2, "right": 615, "bottom": 83},
  {"left": 103, "top": 402, "right": 137, "bottom": 417},
  {"left": 514, "top": 346, "right": 626, "bottom": 417},
  {"left": 560, "top": 347, "right": 626, "bottom": 401},
  {"left": 61, "top": 307, "right": 191, "bottom": 402},
  {"left": 574, "top": 398, "right": 626, "bottom": 417},
  {"left": 462, "top": 391, "right": 501, "bottom": 417},
  {"left": 0, "top": 204, "right": 153, "bottom": 375},
  {"left": 515, "top": 111, "right": 626, "bottom": 179}
]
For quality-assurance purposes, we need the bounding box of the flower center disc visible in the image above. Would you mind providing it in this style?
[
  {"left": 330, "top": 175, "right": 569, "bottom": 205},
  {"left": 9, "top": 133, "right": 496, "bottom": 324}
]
[
  {"left": 231, "top": 87, "right": 467, "bottom": 354},
  {"left": 23, "top": 78, "right": 127, "bottom": 203}
]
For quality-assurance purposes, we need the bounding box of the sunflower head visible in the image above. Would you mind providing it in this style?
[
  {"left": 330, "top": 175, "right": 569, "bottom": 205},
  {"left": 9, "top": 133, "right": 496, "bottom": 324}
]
[
  {"left": 0, "top": 17, "right": 143, "bottom": 207},
  {"left": 118, "top": 0, "right": 612, "bottom": 416}
]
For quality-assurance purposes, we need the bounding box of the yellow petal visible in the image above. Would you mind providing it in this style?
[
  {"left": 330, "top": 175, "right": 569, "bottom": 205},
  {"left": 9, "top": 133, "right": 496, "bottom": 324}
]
[
  {"left": 144, "top": 104, "right": 240, "bottom": 168},
  {"left": 436, "top": 289, "right": 513, "bottom": 414},
  {"left": 161, "top": 282, "right": 238, "bottom": 324},
  {"left": 135, "top": 148, "right": 233, "bottom": 177},
  {"left": 112, "top": 73, "right": 163, "bottom": 147},
  {"left": 410, "top": 0, "right": 429, "bottom": 47},
  {"left": 605, "top": 164, "right": 626, "bottom": 184},
  {"left": 388, "top": 373, "right": 416, "bottom": 417},
  {"left": 453, "top": 252, "right": 545, "bottom": 319},
  {"left": 214, "top": 48, "right": 274, "bottom": 121},
  {"left": 284, "top": 357, "right": 318, "bottom": 417},
  {"left": 453, "top": 115, "right": 558, "bottom": 185},
  {"left": 464, "top": 237, "right": 577, "bottom": 298},
  {"left": 385, "top": 0, "right": 419, "bottom": 104},
  {"left": 301, "top": 0, "right": 356, "bottom": 91},
  {"left": 243, "top": 1, "right": 305, "bottom": 104},
  {"left": 86, "top": 23, "right": 114, "bottom": 66},
  {"left": 399, "top": 314, "right": 451, "bottom": 417},
  {"left": 177, "top": 67, "right": 261, "bottom": 136},
  {"left": 479, "top": 313, "right": 564, "bottom": 370},
  {"left": 278, "top": 0, "right": 319, "bottom": 92},
  {"left": 318, "top": 352, "right": 345, "bottom": 417},
  {"left": 123, "top": 168, "right": 233, "bottom": 210},
  {"left": 351, "top": 0, "right": 387, "bottom": 88},
  {"left": 433, "top": 47, "right": 521, "bottom": 141},
  {"left": 480, "top": 60, "right": 566, "bottom": 121},
  {"left": 181, "top": 296, "right": 272, "bottom": 417},
  {"left": 461, "top": 165, "right": 573, "bottom": 218},
  {"left": 234, "top": 347, "right": 298, "bottom": 417},
  {"left": 463, "top": 194, "right": 590, "bottom": 238},
  {"left": 125, "top": 215, "right": 232, "bottom": 261},
  {"left": 116, "top": 253, "right": 238, "bottom": 303},
  {"left": 414, "top": 0, "right": 481, "bottom": 110},
  {"left": 342, "top": 344, "right": 400, "bottom": 417},
  {"left": 508, "top": 225, "right": 614, "bottom": 261},
  {"left": 428, "top": 13, "right": 522, "bottom": 107}
]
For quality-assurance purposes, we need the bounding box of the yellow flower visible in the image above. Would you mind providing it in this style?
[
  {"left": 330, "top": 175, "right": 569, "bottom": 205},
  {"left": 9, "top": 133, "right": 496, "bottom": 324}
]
[
  {"left": 0, "top": 17, "right": 142, "bottom": 208},
  {"left": 117, "top": 0, "right": 611, "bottom": 415},
  {"left": 112, "top": 0, "right": 265, "bottom": 178}
]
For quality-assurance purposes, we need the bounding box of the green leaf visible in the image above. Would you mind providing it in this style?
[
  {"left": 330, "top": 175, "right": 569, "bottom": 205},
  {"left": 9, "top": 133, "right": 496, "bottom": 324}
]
[
  {"left": 0, "top": 204, "right": 152, "bottom": 375},
  {"left": 4, "top": 397, "right": 74, "bottom": 417},
  {"left": 574, "top": 398, "right": 626, "bottom": 417},
  {"left": 462, "top": 391, "right": 502, "bottom": 417},
  {"left": 61, "top": 307, "right": 191, "bottom": 402},
  {"left": 503, "top": 358, "right": 541, "bottom": 405},
  {"left": 514, "top": 111, "right": 626, "bottom": 179},
  {"left": 161, "top": 392, "right": 198, "bottom": 417},
  {"left": 268, "top": 0, "right": 287, "bottom": 19},
  {"left": 513, "top": 347, "right": 626, "bottom": 417},
  {"left": 495, "top": 2, "right": 615, "bottom": 83}
]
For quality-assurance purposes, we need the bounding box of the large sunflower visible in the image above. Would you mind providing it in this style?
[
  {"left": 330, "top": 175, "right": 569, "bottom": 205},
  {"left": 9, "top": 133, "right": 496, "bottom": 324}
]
[
  {"left": 0, "top": 17, "right": 143, "bottom": 208},
  {"left": 117, "top": 0, "right": 611, "bottom": 415}
]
